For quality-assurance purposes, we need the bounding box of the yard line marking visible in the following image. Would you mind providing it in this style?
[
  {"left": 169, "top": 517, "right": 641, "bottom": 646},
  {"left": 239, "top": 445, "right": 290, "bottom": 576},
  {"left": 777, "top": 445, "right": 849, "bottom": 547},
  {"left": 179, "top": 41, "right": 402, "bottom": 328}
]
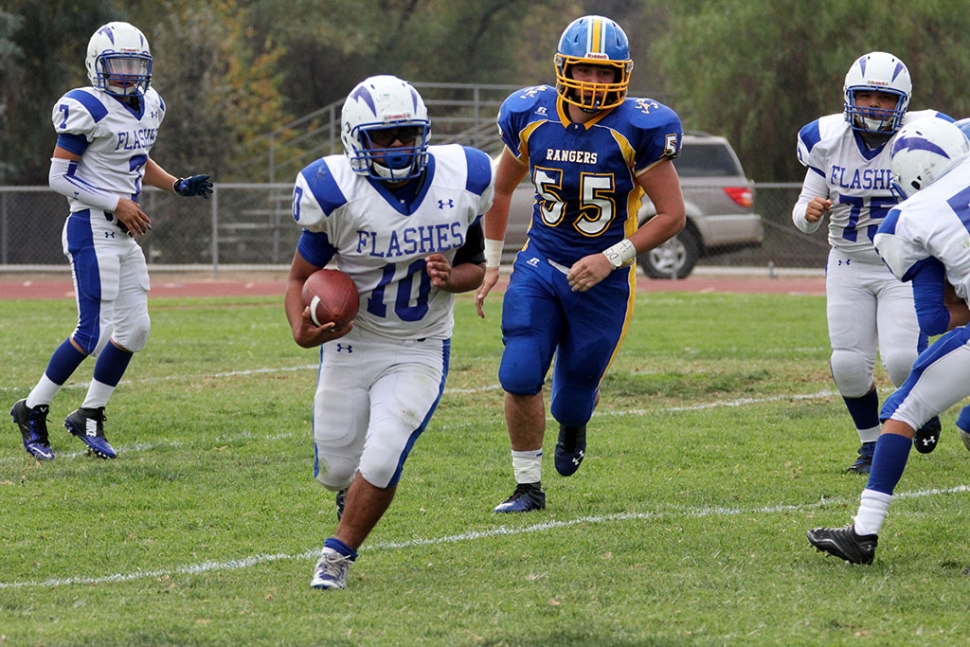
[
  {"left": 0, "top": 389, "right": 845, "bottom": 467},
  {"left": 2, "top": 484, "right": 968, "bottom": 590}
]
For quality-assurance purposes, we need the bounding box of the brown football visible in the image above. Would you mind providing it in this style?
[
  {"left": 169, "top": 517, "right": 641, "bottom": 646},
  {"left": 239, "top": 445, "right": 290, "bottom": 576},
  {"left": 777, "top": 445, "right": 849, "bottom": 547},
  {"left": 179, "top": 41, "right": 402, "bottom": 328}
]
[{"left": 301, "top": 269, "right": 360, "bottom": 329}]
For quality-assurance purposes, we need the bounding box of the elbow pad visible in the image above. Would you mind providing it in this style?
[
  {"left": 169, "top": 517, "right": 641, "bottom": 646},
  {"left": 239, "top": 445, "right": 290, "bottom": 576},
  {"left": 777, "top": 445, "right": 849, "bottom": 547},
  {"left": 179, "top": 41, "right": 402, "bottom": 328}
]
[{"left": 49, "top": 157, "right": 120, "bottom": 213}]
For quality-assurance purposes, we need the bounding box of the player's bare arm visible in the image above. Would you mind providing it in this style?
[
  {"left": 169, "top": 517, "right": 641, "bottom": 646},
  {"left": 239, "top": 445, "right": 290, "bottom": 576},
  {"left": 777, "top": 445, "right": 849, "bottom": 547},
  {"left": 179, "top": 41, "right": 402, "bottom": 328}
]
[
  {"left": 426, "top": 254, "right": 485, "bottom": 292},
  {"left": 476, "top": 148, "right": 528, "bottom": 317},
  {"left": 567, "top": 159, "right": 686, "bottom": 292},
  {"left": 284, "top": 252, "right": 347, "bottom": 347}
]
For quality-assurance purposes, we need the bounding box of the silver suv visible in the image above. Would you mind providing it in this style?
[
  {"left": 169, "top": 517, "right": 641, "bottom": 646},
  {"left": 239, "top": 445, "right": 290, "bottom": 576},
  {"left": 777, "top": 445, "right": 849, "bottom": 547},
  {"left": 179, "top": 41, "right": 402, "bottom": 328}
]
[{"left": 505, "top": 131, "right": 763, "bottom": 279}]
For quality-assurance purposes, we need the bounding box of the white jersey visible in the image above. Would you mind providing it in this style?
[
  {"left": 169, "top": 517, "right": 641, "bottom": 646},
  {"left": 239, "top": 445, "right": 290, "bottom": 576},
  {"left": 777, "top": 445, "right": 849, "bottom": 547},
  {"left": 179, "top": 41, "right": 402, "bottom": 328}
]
[
  {"left": 874, "top": 156, "right": 970, "bottom": 301},
  {"left": 292, "top": 144, "right": 495, "bottom": 340},
  {"left": 51, "top": 86, "right": 166, "bottom": 212},
  {"left": 796, "top": 110, "right": 945, "bottom": 263}
]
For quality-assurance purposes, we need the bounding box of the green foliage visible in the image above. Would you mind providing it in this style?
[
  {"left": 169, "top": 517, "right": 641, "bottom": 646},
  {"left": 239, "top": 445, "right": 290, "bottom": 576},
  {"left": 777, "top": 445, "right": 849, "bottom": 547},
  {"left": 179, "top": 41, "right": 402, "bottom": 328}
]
[
  {"left": 3, "top": 288, "right": 970, "bottom": 645},
  {"left": 655, "top": 0, "right": 970, "bottom": 182}
]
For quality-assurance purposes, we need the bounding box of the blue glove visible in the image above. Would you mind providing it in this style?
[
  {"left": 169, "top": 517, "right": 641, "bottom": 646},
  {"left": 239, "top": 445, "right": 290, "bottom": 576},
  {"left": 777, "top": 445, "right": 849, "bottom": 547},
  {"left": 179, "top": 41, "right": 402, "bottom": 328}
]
[{"left": 174, "top": 174, "right": 213, "bottom": 198}]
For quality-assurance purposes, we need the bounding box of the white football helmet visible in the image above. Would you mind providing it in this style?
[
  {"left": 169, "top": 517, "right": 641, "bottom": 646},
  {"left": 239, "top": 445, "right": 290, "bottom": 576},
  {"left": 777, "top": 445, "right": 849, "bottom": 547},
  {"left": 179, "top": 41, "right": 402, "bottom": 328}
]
[
  {"left": 340, "top": 75, "right": 431, "bottom": 181},
  {"left": 86, "top": 22, "right": 152, "bottom": 97},
  {"left": 890, "top": 118, "right": 970, "bottom": 199},
  {"left": 843, "top": 51, "right": 911, "bottom": 134}
]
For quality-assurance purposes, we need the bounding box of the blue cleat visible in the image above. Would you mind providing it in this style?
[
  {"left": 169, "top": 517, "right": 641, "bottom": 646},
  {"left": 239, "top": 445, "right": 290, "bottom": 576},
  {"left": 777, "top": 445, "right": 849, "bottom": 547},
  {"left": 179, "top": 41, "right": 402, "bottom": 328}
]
[
  {"left": 844, "top": 442, "right": 874, "bottom": 474},
  {"left": 554, "top": 424, "right": 586, "bottom": 476},
  {"left": 64, "top": 407, "right": 116, "bottom": 459},
  {"left": 494, "top": 482, "right": 546, "bottom": 513},
  {"left": 10, "top": 399, "right": 55, "bottom": 461}
]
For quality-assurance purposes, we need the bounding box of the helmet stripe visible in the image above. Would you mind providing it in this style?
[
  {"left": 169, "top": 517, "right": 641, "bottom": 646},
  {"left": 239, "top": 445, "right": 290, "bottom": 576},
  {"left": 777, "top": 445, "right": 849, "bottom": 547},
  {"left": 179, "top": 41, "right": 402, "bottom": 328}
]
[{"left": 589, "top": 17, "right": 603, "bottom": 54}]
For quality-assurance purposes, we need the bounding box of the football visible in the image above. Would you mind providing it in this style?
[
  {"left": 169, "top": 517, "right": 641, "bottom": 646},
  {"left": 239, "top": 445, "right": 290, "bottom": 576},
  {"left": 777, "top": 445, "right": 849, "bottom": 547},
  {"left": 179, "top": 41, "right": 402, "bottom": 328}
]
[{"left": 301, "top": 269, "right": 360, "bottom": 330}]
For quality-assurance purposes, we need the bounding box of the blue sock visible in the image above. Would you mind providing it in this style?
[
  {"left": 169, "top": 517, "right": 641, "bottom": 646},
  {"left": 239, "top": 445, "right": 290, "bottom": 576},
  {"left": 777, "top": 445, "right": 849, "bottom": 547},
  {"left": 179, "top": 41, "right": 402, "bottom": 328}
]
[
  {"left": 45, "top": 339, "right": 88, "bottom": 385},
  {"left": 842, "top": 390, "right": 880, "bottom": 430},
  {"left": 866, "top": 433, "right": 912, "bottom": 495},
  {"left": 324, "top": 537, "right": 358, "bottom": 561},
  {"left": 957, "top": 405, "right": 970, "bottom": 432},
  {"left": 93, "top": 343, "right": 133, "bottom": 387}
]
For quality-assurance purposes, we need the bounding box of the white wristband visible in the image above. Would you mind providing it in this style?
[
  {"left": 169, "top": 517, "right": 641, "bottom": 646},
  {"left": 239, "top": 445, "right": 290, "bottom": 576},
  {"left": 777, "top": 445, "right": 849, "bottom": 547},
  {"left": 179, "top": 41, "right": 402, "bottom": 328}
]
[
  {"left": 484, "top": 238, "right": 504, "bottom": 269},
  {"left": 603, "top": 239, "right": 637, "bottom": 270}
]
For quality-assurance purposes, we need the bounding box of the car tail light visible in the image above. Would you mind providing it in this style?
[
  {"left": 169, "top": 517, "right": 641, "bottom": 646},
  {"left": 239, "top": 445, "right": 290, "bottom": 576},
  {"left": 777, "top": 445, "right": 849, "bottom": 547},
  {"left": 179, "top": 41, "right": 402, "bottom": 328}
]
[{"left": 723, "top": 186, "right": 753, "bottom": 207}]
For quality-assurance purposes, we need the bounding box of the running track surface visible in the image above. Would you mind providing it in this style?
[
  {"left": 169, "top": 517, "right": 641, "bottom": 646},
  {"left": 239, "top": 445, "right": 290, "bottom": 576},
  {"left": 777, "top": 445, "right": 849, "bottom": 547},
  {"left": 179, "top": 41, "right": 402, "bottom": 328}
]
[{"left": 0, "top": 270, "right": 826, "bottom": 300}]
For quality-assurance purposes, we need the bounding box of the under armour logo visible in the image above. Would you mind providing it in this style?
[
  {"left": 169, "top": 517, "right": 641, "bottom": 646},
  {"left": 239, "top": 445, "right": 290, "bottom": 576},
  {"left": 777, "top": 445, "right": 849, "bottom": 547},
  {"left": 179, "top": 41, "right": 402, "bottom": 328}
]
[
  {"left": 438, "top": 199, "right": 455, "bottom": 209},
  {"left": 838, "top": 259, "right": 852, "bottom": 266},
  {"left": 336, "top": 343, "right": 353, "bottom": 353},
  {"left": 527, "top": 257, "right": 540, "bottom": 267},
  {"left": 572, "top": 450, "right": 585, "bottom": 466}
]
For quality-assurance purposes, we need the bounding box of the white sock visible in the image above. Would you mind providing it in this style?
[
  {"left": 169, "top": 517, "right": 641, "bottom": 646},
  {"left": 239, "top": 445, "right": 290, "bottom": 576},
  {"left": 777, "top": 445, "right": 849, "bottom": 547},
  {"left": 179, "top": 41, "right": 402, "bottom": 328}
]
[
  {"left": 82, "top": 380, "right": 115, "bottom": 410},
  {"left": 858, "top": 424, "right": 882, "bottom": 444},
  {"left": 853, "top": 489, "right": 892, "bottom": 536},
  {"left": 27, "top": 375, "right": 61, "bottom": 409},
  {"left": 511, "top": 449, "right": 542, "bottom": 484}
]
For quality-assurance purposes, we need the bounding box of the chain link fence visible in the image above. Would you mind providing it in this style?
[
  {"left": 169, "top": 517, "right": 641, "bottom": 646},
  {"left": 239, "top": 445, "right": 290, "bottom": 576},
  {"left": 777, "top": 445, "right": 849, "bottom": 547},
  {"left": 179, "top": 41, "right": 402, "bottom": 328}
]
[{"left": 0, "top": 183, "right": 828, "bottom": 276}]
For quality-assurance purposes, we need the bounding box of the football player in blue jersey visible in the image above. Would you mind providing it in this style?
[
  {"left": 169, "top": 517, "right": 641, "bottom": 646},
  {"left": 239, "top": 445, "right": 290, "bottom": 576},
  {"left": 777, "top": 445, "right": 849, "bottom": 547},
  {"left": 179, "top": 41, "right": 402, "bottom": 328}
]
[
  {"left": 792, "top": 52, "right": 954, "bottom": 474},
  {"left": 474, "top": 15, "right": 686, "bottom": 512},
  {"left": 808, "top": 118, "right": 970, "bottom": 564},
  {"left": 286, "top": 75, "right": 494, "bottom": 589},
  {"left": 9, "top": 22, "right": 211, "bottom": 461}
]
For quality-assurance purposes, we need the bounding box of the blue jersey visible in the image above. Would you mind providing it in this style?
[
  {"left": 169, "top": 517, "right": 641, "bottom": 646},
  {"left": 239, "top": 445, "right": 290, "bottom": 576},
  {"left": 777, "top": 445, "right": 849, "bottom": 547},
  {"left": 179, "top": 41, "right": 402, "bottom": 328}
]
[{"left": 498, "top": 84, "right": 683, "bottom": 266}]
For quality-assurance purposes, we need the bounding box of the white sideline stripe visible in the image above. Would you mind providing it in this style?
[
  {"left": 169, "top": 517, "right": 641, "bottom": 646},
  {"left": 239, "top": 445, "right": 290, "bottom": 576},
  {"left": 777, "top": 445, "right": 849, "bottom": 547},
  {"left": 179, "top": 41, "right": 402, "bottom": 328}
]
[{"left": 2, "top": 484, "right": 969, "bottom": 590}]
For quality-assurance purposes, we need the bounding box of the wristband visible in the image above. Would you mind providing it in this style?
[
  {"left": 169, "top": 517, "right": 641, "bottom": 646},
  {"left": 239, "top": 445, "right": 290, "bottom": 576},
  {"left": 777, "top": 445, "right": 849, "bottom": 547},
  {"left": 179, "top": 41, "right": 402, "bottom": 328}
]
[
  {"left": 484, "top": 238, "right": 504, "bottom": 269},
  {"left": 173, "top": 178, "right": 183, "bottom": 193},
  {"left": 602, "top": 239, "right": 637, "bottom": 270}
]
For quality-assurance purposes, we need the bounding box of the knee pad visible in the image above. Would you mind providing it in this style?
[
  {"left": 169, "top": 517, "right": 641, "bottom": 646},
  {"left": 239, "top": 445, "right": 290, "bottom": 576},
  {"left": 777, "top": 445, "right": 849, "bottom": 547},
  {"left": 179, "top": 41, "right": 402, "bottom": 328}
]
[
  {"left": 73, "top": 323, "right": 114, "bottom": 356},
  {"left": 498, "top": 344, "right": 547, "bottom": 396},
  {"left": 882, "top": 349, "right": 918, "bottom": 389},
  {"left": 829, "top": 349, "right": 872, "bottom": 398},
  {"left": 314, "top": 454, "right": 357, "bottom": 491},
  {"left": 113, "top": 311, "right": 151, "bottom": 352},
  {"left": 550, "top": 390, "right": 595, "bottom": 428}
]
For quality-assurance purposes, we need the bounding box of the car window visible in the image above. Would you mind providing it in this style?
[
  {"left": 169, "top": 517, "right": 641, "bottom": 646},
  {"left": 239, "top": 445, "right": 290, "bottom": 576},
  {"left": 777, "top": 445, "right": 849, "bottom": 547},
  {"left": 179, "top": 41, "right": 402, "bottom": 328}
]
[{"left": 674, "top": 143, "right": 743, "bottom": 178}]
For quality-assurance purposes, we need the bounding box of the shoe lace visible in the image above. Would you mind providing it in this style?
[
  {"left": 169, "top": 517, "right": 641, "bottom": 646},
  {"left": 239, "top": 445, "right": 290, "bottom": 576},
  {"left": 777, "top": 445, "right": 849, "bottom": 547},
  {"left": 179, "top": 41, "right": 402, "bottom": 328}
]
[
  {"left": 29, "top": 405, "right": 51, "bottom": 442},
  {"left": 317, "top": 552, "right": 352, "bottom": 580}
]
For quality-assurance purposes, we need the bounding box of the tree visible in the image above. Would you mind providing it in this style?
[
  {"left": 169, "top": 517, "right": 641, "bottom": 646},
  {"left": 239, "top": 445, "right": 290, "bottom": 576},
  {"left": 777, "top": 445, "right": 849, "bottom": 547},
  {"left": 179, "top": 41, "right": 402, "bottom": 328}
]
[{"left": 654, "top": 0, "right": 970, "bottom": 182}]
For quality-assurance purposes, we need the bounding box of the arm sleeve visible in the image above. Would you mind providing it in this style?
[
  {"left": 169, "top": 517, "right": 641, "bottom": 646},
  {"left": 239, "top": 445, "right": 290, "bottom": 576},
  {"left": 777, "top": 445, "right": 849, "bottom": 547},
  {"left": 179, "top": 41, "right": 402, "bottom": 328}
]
[
  {"left": 911, "top": 257, "right": 950, "bottom": 336},
  {"left": 48, "top": 156, "right": 120, "bottom": 213},
  {"left": 792, "top": 168, "right": 827, "bottom": 234},
  {"left": 453, "top": 220, "right": 485, "bottom": 266}
]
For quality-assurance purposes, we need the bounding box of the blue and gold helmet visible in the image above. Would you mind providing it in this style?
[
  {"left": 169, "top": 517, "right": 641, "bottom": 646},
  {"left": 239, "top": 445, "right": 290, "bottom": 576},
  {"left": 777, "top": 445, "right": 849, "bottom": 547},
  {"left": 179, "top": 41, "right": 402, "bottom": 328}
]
[{"left": 554, "top": 15, "right": 633, "bottom": 112}]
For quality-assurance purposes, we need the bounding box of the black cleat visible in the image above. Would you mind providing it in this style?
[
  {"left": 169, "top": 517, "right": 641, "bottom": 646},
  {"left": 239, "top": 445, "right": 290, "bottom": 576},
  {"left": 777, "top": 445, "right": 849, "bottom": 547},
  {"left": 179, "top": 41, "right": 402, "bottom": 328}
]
[
  {"left": 554, "top": 424, "right": 586, "bottom": 476},
  {"left": 64, "top": 407, "right": 116, "bottom": 459},
  {"left": 493, "top": 482, "right": 546, "bottom": 513},
  {"left": 844, "top": 442, "right": 875, "bottom": 474},
  {"left": 807, "top": 524, "right": 877, "bottom": 565},
  {"left": 913, "top": 416, "right": 941, "bottom": 454},
  {"left": 10, "top": 399, "right": 54, "bottom": 461}
]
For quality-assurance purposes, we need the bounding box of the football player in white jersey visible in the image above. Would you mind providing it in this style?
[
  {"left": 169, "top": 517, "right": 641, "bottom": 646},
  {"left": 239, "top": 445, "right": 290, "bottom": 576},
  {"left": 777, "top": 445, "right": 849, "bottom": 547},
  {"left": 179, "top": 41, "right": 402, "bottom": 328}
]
[
  {"left": 793, "top": 52, "right": 954, "bottom": 473},
  {"left": 475, "top": 15, "right": 686, "bottom": 513},
  {"left": 285, "top": 75, "right": 494, "bottom": 590},
  {"left": 9, "top": 22, "right": 211, "bottom": 461},
  {"left": 808, "top": 118, "right": 970, "bottom": 564}
]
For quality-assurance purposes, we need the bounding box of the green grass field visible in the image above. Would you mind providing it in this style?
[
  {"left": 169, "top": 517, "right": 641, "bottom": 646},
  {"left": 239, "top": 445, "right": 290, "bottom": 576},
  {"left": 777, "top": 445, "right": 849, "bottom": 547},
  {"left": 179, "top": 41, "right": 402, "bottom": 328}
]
[{"left": 2, "top": 289, "right": 970, "bottom": 646}]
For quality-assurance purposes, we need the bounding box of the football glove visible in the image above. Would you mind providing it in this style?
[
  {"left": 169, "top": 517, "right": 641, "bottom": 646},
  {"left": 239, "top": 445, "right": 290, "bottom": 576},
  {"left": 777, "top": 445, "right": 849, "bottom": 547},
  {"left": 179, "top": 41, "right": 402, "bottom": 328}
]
[{"left": 174, "top": 175, "right": 213, "bottom": 198}]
